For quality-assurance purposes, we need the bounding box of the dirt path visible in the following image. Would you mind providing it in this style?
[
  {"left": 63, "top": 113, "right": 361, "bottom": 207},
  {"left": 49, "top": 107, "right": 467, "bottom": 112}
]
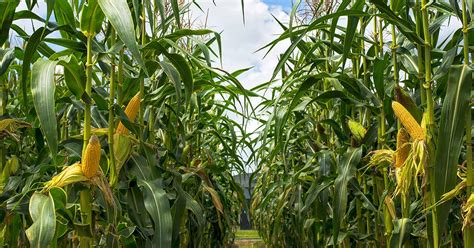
[{"left": 232, "top": 238, "right": 266, "bottom": 248}]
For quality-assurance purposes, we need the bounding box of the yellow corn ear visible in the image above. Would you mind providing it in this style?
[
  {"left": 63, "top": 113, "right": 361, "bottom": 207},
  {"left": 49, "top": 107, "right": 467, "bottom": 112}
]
[
  {"left": 116, "top": 93, "right": 141, "bottom": 135},
  {"left": 82, "top": 135, "right": 101, "bottom": 178},
  {"left": 392, "top": 101, "right": 424, "bottom": 140},
  {"left": 395, "top": 128, "right": 410, "bottom": 168}
]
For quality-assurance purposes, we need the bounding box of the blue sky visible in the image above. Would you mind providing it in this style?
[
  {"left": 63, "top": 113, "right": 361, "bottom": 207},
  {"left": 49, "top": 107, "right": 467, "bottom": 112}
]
[
  {"left": 262, "top": 0, "right": 292, "bottom": 9},
  {"left": 262, "top": 0, "right": 292, "bottom": 10}
]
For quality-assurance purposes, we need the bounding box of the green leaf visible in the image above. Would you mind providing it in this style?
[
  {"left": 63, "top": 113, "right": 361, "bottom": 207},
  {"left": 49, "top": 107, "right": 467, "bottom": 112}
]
[
  {"left": 0, "top": 0, "right": 19, "bottom": 46},
  {"left": 434, "top": 64, "right": 472, "bottom": 234},
  {"left": 154, "top": 0, "right": 166, "bottom": 32},
  {"left": 98, "top": 0, "right": 145, "bottom": 70},
  {"left": 22, "top": 27, "right": 54, "bottom": 106},
  {"left": 373, "top": 57, "right": 388, "bottom": 98},
  {"left": 138, "top": 179, "right": 173, "bottom": 248},
  {"left": 159, "top": 60, "right": 182, "bottom": 110},
  {"left": 80, "top": 0, "right": 105, "bottom": 36},
  {"left": 390, "top": 218, "right": 412, "bottom": 248},
  {"left": 59, "top": 55, "right": 86, "bottom": 98},
  {"left": 0, "top": 48, "right": 15, "bottom": 76},
  {"left": 20, "top": 25, "right": 75, "bottom": 106},
  {"left": 49, "top": 187, "right": 67, "bottom": 211},
  {"left": 371, "top": 0, "right": 424, "bottom": 44},
  {"left": 53, "top": 0, "right": 76, "bottom": 33},
  {"left": 26, "top": 192, "right": 56, "bottom": 248},
  {"left": 31, "top": 59, "right": 58, "bottom": 157},
  {"left": 342, "top": 0, "right": 364, "bottom": 67},
  {"left": 165, "top": 53, "right": 193, "bottom": 106},
  {"left": 333, "top": 147, "right": 362, "bottom": 246},
  {"left": 170, "top": 0, "right": 180, "bottom": 28}
]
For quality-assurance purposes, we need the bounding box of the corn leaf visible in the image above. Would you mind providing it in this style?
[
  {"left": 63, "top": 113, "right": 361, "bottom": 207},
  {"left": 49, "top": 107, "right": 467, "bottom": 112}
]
[
  {"left": 138, "top": 179, "right": 172, "bottom": 248},
  {"left": 26, "top": 193, "right": 56, "bottom": 248},
  {"left": 434, "top": 64, "right": 472, "bottom": 234},
  {"left": 31, "top": 59, "right": 58, "bottom": 157},
  {"left": 333, "top": 147, "right": 362, "bottom": 246},
  {"left": 98, "top": 0, "right": 145, "bottom": 70}
]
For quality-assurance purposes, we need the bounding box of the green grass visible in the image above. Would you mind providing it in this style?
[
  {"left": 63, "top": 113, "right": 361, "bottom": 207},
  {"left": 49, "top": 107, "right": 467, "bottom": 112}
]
[{"left": 235, "top": 230, "right": 260, "bottom": 239}]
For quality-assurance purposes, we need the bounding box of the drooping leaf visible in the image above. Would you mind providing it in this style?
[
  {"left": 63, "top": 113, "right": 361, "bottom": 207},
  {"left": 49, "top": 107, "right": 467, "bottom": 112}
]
[
  {"left": 0, "top": 48, "right": 15, "bottom": 76},
  {"left": 333, "top": 147, "right": 362, "bottom": 246},
  {"left": 138, "top": 179, "right": 172, "bottom": 248},
  {"left": 60, "top": 55, "right": 86, "bottom": 98},
  {"left": 26, "top": 192, "right": 56, "bottom": 248},
  {"left": 0, "top": 0, "right": 19, "bottom": 46},
  {"left": 80, "top": 0, "right": 104, "bottom": 36},
  {"left": 390, "top": 218, "right": 412, "bottom": 248},
  {"left": 371, "top": 0, "right": 424, "bottom": 44},
  {"left": 31, "top": 59, "right": 58, "bottom": 157},
  {"left": 342, "top": 0, "right": 365, "bottom": 67},
  {"left": 98, "top": 0, "right": 145, "bottom": 70}
]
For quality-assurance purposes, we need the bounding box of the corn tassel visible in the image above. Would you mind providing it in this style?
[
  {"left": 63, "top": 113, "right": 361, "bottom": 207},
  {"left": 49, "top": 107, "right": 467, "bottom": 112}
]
[
  {"left": 116, "top": 93, "right": 141, "bottom": 135},
  {"left": 82, "top": 135, "right": 101, "bottom": 178},
  {"left": 395, "top": 128, "right": 410, "bottom": 168},
  {"left": 392, "top": 101, "right": 424, "bottom": 140}
]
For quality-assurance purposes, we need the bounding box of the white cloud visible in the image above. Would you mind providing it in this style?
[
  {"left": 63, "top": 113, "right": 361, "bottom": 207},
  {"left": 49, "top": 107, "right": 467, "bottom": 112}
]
[
  {"left": 189, "top": 1, "right": 290, "bottom": 171},
  {"left": 191, "top": 0, "right": 290, "bottom": 89},
  {"left": 190, "top": 0, "right": 290, "bottom": 142}
]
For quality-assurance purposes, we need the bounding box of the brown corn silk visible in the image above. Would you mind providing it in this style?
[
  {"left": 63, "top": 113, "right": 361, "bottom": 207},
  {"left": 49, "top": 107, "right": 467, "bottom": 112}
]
[{"left": 395, "top": 128, "right": 410, "bottom": 168}]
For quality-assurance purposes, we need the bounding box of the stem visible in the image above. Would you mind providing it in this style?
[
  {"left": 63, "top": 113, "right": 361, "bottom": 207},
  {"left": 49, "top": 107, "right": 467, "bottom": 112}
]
[
  {"left": 139, "top": 1, "right": 146, "bottom": 128},
  {"left": 374, "top": 7, "right": 393, "bottom": 243},
  {"left": 415, "top": 0, "right": 426, "bottom": 106},
  {"left": 421, "top": 0, "right": 438, "bottom": 246},
  {"left": 380, "top": 108, "right": 393, "bottom": 244},
  {"left": 108, "top": 28, "right": 117, "bottom": 187},
  {"left": 390, "top": 0, "right": 399, "bottom": 87},
  {"left": 421, "top": 0, "right": 434, "bottom": 124},
  {"left": 83, "top": 35, "right": 93, "bottom": 155},
  {"left": 117, "top": 49, "right": 124, "bottom": 106},
  {"left": 379, "top": 18, "right": 383, "bottom": 57},
  {"left": 79, "top": 188, "right": 92, "bottom": 248},
  {"left": 0, "top": 73, "right": 6, "bottom": 172},
  {"left": 80, "top": 34, "right": 94, "bottom": 248},
  {"left": 372, "top": 11, "right": 383, "bottom": 244},
  {"left": 461, "top": 0, "right": 474, "bottom": 246},
  {"left": 373, "top": 10, "right": 379, "bottom": 56}
]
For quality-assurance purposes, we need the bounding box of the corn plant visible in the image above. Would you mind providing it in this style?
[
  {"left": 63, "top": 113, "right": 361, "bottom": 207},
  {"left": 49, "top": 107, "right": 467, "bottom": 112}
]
[
  {"left": 0, "top": 0, "right": 252, "bottom": 247},
  {"left": 252, "top": 0, "right": 472, "bottom": 247}
]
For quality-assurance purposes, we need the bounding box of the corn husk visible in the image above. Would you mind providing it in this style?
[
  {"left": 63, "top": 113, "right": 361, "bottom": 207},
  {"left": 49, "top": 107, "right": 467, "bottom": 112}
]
[
  {"left": 348, "top": 119, "right": 367, "bottom": 142},
  {"left": 43, "top": 163, "right": 88, "bottom": 191}
]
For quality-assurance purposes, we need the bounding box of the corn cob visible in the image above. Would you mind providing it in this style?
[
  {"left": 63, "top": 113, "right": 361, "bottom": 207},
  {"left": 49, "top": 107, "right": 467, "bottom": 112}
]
[
  {"left": 395, "top": 128, "right": 410, "bottom": 168},
  {"left": 82, "top": 135, "right": 101, "bottom": 178},
  {"left": 116, "top": 93, "right": 141, "bottom": 135},
  {"left": 392, "top": 101, "right": 424, "bottom": 140}
]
